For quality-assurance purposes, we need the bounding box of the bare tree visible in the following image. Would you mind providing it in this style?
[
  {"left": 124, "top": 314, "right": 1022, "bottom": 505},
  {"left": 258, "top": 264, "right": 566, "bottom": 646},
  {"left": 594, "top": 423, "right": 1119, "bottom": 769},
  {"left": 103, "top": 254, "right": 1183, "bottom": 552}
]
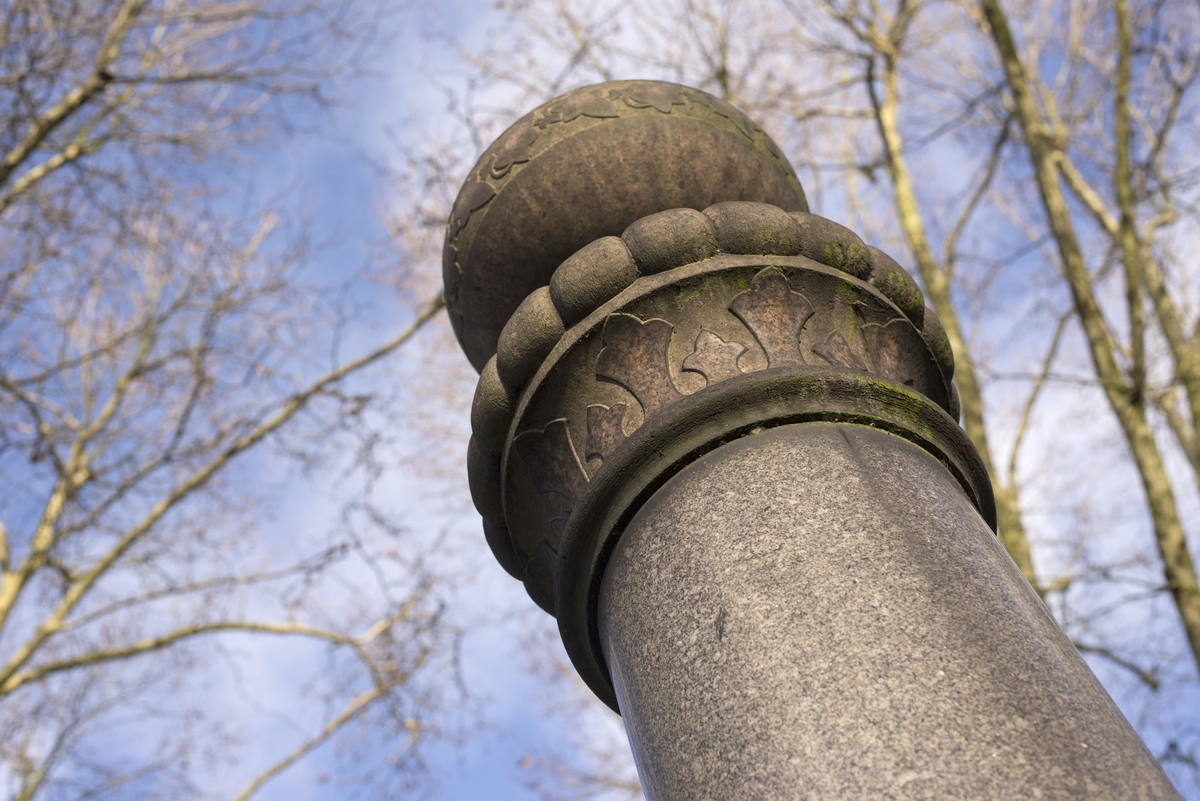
[
  {"left": 508, "top": 612, "right": 641, "bottom": 801},
  {"left": 0, "top": 2, "right": 461, "bottom": 798},
  {"left": 976, "top": 0, "right": 1200, "bottom": 664},
  {"left": 431, "top": 0, "right": 1200, "bottom": 794}
]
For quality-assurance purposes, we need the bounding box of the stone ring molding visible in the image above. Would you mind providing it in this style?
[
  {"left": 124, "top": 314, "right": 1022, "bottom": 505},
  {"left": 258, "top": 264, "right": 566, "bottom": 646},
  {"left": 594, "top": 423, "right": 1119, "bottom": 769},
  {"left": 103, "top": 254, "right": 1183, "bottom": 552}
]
[{"left": 462, "top": 196, "right": 988, "bottom": 709}]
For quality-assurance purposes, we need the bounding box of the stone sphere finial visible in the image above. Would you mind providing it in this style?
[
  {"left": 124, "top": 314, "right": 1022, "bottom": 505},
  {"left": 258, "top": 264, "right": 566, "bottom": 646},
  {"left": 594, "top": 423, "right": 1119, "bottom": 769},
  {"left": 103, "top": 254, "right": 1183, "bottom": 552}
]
[{"left": 443, "top": 80, "right": 808, "bottom": 371}]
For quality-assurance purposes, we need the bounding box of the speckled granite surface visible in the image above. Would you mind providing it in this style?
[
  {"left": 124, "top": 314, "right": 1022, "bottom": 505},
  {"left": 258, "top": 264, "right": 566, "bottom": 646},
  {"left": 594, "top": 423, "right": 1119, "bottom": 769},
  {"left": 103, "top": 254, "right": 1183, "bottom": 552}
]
[{"left": 599, "top": 422, "right": 1179, "bottom": 800}]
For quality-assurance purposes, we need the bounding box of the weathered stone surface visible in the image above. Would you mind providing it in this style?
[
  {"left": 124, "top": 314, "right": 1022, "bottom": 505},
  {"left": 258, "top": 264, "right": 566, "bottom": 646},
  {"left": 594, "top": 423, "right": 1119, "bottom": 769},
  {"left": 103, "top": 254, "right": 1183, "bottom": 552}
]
[
  {"left": 600, "top": 423, "right": 1180, "bottom": 800},
  {"left": 445, "top": 80, "right": 808, "bottom": 371},
  {"left": 920, "top": 306, "right": 955, "bottom": 381},
  {"left": 549, "top": 236, "right": 640, "bottom": 327},
  {"left": 466, "top": 436, "right": 503, "bottom": 522},
  {"left": 790, "top": 211, "right": 871, "bottom": 279},
  {"left": 471, "top": 356, "right": 516, "bottom": 458},
  {"left": 622, "top": 208, "right": 717, "bottom": 274},
  {"left": 703, "top": 201, "right": 801, "bottom": 256},
  {"left": 495, "top": 286, "right": 565, "bottom": 393},
  {"left": 868, "top": 245, "right": 925, "bottom": 327}
]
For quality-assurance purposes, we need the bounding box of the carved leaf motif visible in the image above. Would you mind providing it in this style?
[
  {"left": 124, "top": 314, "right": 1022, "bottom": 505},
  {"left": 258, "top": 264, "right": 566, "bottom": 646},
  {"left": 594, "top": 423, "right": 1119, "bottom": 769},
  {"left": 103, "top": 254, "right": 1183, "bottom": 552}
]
[
  {"left": 586, "top": 403, "right": 627, "bottom": 463},
  {"left": 447, "top": 180, "right": 495, "bottom": 239},
  {"left": 595, "top": 314, "right": 684, "bottom": 418},
  {"left": 513, "top": 419, "right": 588, "bottom": 506},
  {"left": 813, "top": 330, "right": 868, "bottom": 371},
  {"left": 862, "top": 319, "right": 924, "bottom": 387},
  {"left": 686, "top": 89, "right": 759, "bottom": 140},
  {"left": 488, "top": 127, "right": 540, "bottom": 179},
  {"left": 620, "top": 83, "right": 686, "bottom": 114},
  {"left": 534, "top": 89, "right": 620, "bottom": 128},
  {"left": 682, "top": 329, "right": 746, "bottom": 384},
  {"left": 729, "top": 268, "right": 814, "bottom": 368}
]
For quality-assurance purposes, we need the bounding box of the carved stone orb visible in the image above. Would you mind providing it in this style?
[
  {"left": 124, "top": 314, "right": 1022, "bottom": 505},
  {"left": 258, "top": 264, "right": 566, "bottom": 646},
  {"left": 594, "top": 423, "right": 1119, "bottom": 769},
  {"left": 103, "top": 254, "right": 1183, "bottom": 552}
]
[{"left": 443, "top": 80, "right": 808, "bottom": 371}]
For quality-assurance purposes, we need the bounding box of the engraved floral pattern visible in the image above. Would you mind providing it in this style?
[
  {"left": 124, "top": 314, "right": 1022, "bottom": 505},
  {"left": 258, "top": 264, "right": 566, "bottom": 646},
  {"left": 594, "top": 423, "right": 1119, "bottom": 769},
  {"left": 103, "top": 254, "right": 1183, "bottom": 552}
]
[{"left": 512, "top": 266, "right": 927, "bottom": 529}]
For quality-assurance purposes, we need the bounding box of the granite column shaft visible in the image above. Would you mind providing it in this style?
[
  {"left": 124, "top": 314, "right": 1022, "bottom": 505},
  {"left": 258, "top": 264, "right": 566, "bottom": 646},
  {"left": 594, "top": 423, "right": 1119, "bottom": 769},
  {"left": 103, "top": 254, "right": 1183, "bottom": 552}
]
[{"left": 600, "top": 422, "right": 1177, "bottom": 800}]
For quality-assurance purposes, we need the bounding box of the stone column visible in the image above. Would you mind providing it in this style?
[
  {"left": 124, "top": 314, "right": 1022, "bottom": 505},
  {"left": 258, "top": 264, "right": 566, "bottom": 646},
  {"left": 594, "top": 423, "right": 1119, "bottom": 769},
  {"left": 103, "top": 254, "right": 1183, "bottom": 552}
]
[
  {"left": 601, "top": 423, "right": 1173, "bottom": 798},
  {"left": 444, "top": 80, "right": 1180, "bottom": 799}
]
